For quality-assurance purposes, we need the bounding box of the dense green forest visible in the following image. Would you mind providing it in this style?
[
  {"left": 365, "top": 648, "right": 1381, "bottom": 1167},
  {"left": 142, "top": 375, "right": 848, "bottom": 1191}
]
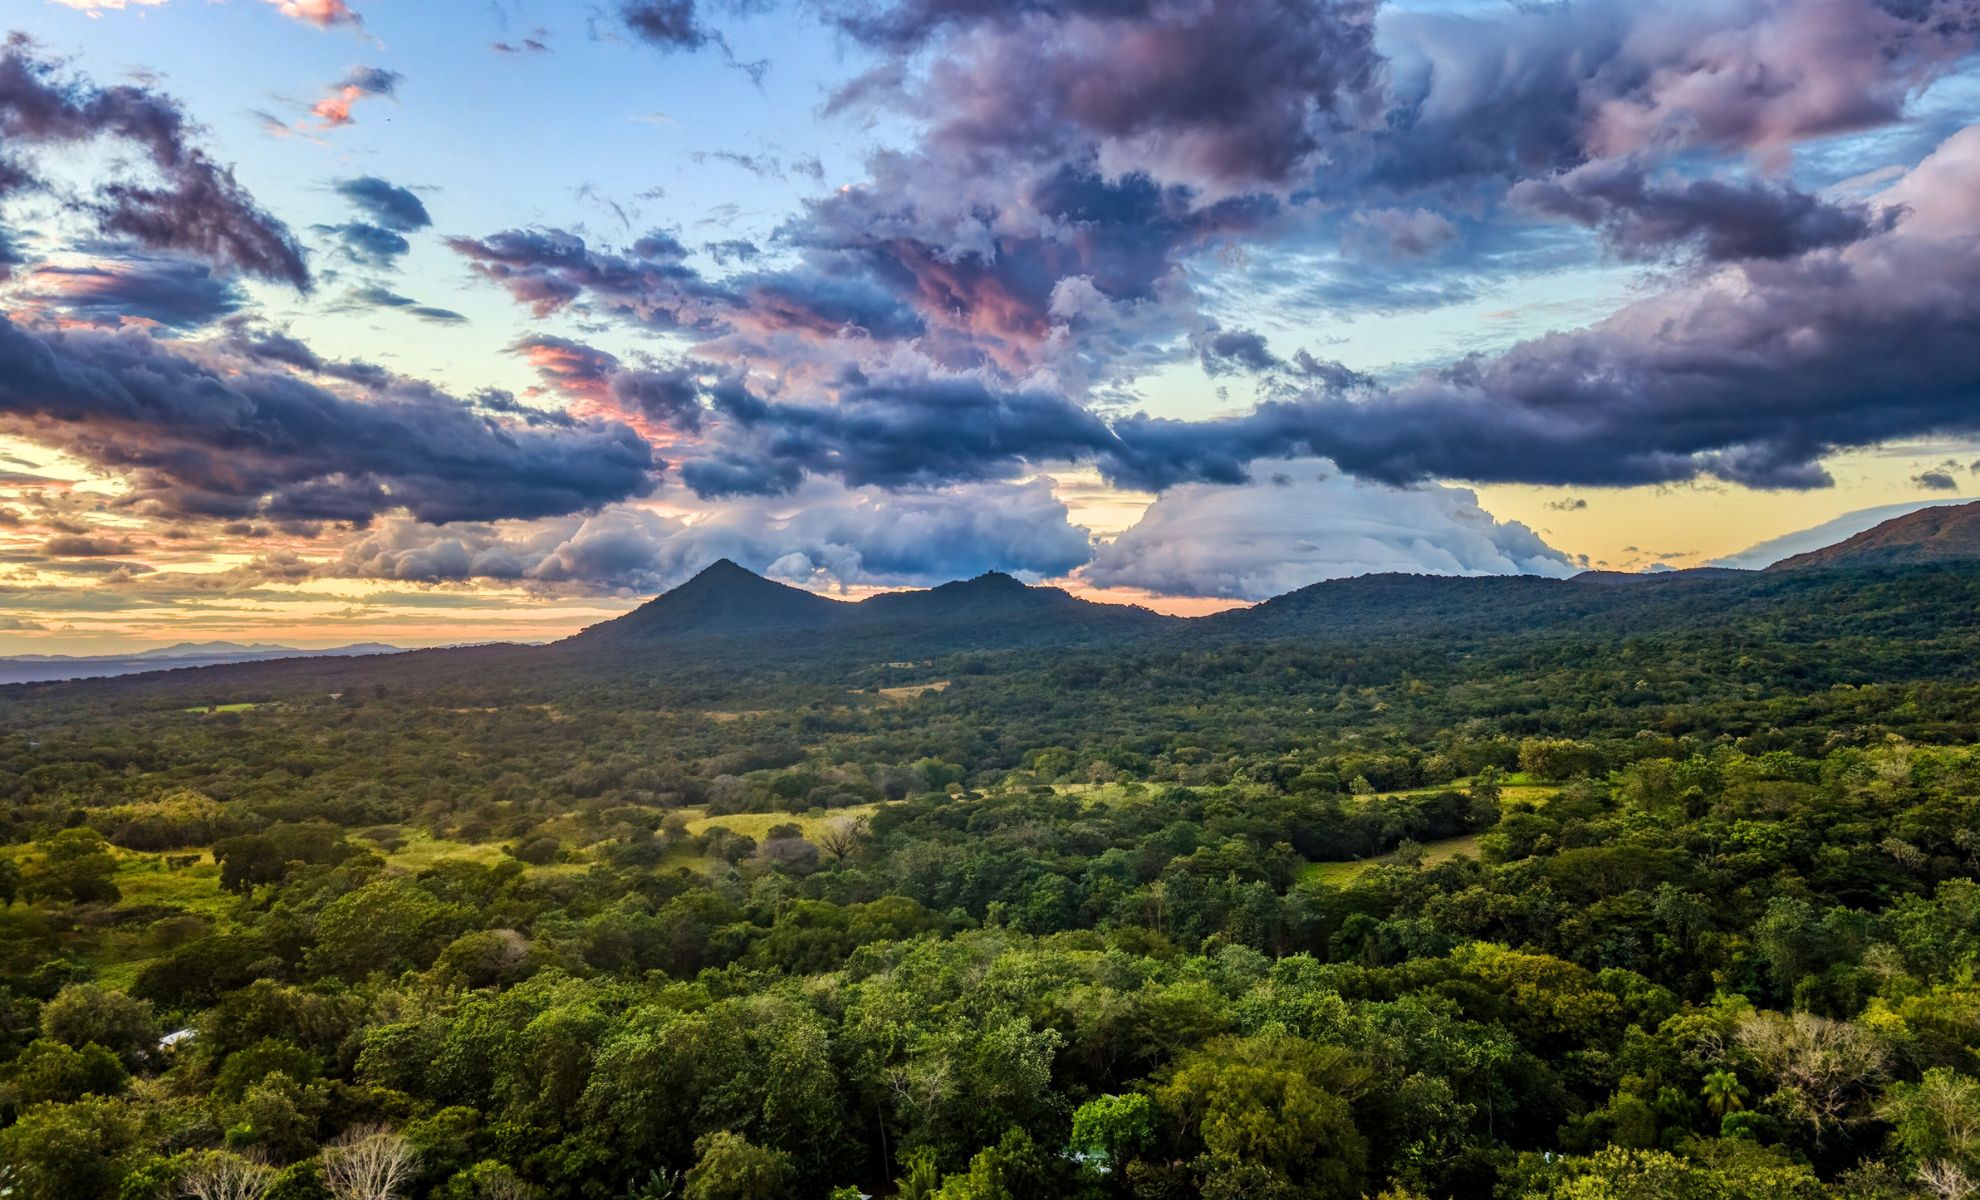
[{"left": 3, "top": 562, "right": 1980, "bottom": 1199}]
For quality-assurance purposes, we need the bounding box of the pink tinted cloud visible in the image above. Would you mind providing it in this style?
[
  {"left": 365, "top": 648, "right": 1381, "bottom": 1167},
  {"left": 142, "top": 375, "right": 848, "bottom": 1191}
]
[{"left": 266, "top": 0, "right": 363, "bottom": 30}]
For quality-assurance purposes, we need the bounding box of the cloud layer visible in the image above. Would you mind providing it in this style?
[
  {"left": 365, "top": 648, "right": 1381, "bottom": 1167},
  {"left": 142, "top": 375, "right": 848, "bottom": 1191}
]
[
  {"left": 1085, "top": 462, "right": 1577, "bottom": 599},
  {"left": 0, "top": 36, "right": 310, "bottom": 287},
  {"left": 0, "top": 316, "right": 656, "bottom": 525}
]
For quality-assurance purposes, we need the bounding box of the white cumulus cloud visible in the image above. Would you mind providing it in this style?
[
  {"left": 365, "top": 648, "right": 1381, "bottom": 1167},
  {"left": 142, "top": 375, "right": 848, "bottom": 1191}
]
[{"left": 1082, "top": 460, "right": 1578, "bottom": 599}]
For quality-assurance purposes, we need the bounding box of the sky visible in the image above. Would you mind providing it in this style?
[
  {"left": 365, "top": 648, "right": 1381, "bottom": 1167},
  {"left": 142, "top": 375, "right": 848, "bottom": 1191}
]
[{"left": 2, "top": 0, "right": 1980, "bottom": 651}]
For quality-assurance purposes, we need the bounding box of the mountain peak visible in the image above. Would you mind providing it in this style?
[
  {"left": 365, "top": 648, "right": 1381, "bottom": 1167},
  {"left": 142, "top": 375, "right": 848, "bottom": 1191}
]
[
  {"left": 942, "top": 570, "right": 1027, "bottom": 592},
  {"left": 1772, "top": 499, "right": 1980, "bottom": 570},
  {"left": 568, "top": 559, "right": 840, "bottom": 642},
  {"left": 688, "top": 558, "right": 761, "bottom": 583}
]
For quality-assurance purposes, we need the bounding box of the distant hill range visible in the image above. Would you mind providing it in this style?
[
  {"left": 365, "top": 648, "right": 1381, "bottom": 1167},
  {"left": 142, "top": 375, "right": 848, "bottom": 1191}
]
[
  {"left": 9, "top": 502, "right": 1980, "bottom": 699},
  {"left": 1770, "top": 498, "right": 1980, "bottom": 570},
  {"left": 0, "top": 641, "right": 404, "bottom": 686},
  {"left": 567, "top": 559, "right": 1173, "bottom": 654}
]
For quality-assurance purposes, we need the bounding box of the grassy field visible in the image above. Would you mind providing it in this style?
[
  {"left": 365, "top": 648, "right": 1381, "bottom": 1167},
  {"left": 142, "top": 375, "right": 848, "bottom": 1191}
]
[
  {"left": 876, "top": 681, "right": 950, "bottom": 701},
  {"left": 380, "top": 833, "right": 509, "bottom": 871},
  {"left": 1050, "top": 781, "right": 1159, "bottom": 805},
  {"left": 681, "top": 804, "right": 881, "bottom": 841},
  {"left": 180, "top": 702, "right": 260, "bottom": 714},
  {"left": 1295, "top": 777, "right": 1555, "bottom": 886},
  {"left": 1300, "top": 831, "right": 1488, "bottom": 886},
  {"left": 109, "top": 850, "right": 235, "bottom": 919}
]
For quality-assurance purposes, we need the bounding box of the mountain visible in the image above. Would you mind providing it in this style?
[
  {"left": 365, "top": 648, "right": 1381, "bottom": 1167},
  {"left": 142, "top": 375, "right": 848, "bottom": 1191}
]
[
  {"left": 0, "top": 642, "right": 406, "bottom": 686},
  {"left": 563, "top": 562, "right": 1174, "bottom": 657},
  {"left": 1713, "top": 498, "right": 1979, "bottom": 568},
  {"left": 857, "top": 572, "right": 1168, "bottom": 627},
  {"left": 1570, "top": 567, "right": 1751, "bottom": 585},
  {"left": 15, "top": 516, "right": 1980, "bottom": 704},
  {"left": 1770, "top": 499, "right": 1980, "bottom": 570},
  {"left": 571, "top": 559, "right": 843, "bottom": 644}
]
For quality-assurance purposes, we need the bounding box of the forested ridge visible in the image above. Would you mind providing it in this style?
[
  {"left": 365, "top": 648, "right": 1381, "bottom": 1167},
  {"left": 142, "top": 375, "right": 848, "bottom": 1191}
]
[{"left": 2, "top": 562, "right": 1980, "bottom": 1198}]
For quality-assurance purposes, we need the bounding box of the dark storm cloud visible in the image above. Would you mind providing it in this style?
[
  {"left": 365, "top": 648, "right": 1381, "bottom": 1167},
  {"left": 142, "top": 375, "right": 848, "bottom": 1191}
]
[
  {"left": 612, "top": 367, "right": 706, "bottom": 432},
  {"left": 836, "top": 0, "right": 1382, "bottom": 190},
  {"left": 680, "top": 367, "right": 1118, "bottom": 497},
  {"left": 0, "top": 315, "right": 657, "bottom": 525},
  {"left": 334, "top": 176, "right": 431, "bottom": 232},
  {"left": 447, "top": 224, "right": 933, "bottom": 346},
  {"left": 218, "top": 326, "right": 397, "bottom": 390},
  {"left": 830, "top": 0, "right": 1161, "bottom": 50},
  {"left": 344, "top": 285, "right": 467, "bottom": 322},
  {"left": 319, "top": 221, "right": 411, "bottom": 266},
  {"left": 0, "top": 36, "right": 309, "bottom": 288},
  {"left": 832, "top": 0, "right": 1977, "bottom": 200},
  {"left": 1914, "top": 470, "right": 1960, "bottom": 491},
  {"left": 446, "top": 227, "right": 731, "bottom": 330},
  {"left": 511, "top": 333, "right": 619, "bottom": 393},
  {"left": 621, "top": 0, "right": 711, "bottom": 50},
  {"left": 773, "top": 161, "right": 1277, "bottom": 368},
  {"left": 511, "top": 334, "right": 708, "bottom": 433},
  {"left": 618, "top": 126, "right": 1980, "bottom": 500},
  {"left": 1360, "top": 0, "right": 1980, "bottom": 195},
  {"left": 1104, "top": 187, "right": 1980, "bottom": 492},
  {"left": 20, "top": 255, "right": 242, "bottom": 328},
  {"left": 1193, "top": 328, "right": 1281, "bottom": 375},
  {"left": 1511, "top": 165, "right": 1895, "bottom": 262},
  {"left": 0, "top": 225, "right": 25, "bottom": 282},
  {"left": 42, "top": 533, "right": 137, "bottom": 557},
  {"left": 704, "top": 238, "right": 761, "bottom": 264},
  {"left": 427, "top": 0, "right": 1980, "bottom": 510}
]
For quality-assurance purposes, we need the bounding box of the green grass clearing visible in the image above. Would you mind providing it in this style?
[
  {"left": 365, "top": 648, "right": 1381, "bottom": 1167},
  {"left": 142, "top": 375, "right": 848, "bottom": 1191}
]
[
  {"left": 181, "top": 702, "right": 260, "bottom": 714},
  {"left": 1301, "top": 831, "right": 1487, "bottom": 887},
  {"left": 681, "top": 804, "right": 882, "bottom": 842},
  {"left": 109, "top": 850, "right": 236, "bottom": 920}
]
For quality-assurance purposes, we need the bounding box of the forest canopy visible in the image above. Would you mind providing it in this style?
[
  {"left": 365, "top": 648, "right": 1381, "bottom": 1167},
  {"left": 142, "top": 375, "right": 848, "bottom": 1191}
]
[{"left": 1, "top": 562, "right": 1979, "bottom": 1198}]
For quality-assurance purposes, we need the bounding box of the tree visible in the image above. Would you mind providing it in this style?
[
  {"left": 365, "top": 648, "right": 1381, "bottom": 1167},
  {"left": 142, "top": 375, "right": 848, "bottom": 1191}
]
[
  {"left": 934, "top": 1128, "right": 1056, "bottom": 1199},
  {"left": 0, "top": 1095, "right": 140, "bottom": 1200},
  {"left": 213, "top": 835, "right": 286, "bottom": 895},
  {"left": 815, "top": 817, "right": 868, "bottom": 864},
  {"left": 681, "top": 1132, "right": 792, "bottom": 1200},
  {"left": 321, "top": 1126, "right": 418, "bottom": 1200},
  {"left": 1881, "top": 1069, "right": 1980, "bottom": 1197},
  {"left": 20, "top": 829, "right": 119, "bottom": 905},
  {"left": 309, "top": 880, "right": 460, "bottom": 978},
  {"left": 1735, "top": 1011, "right": 1887, "bottom": 1145},
  {"left": 894, "top": 1148, "right": 942, "bottom": 1200},
  {"left": 183, "top": 1151, "right": 278, "bottom": 1200},
  {"left": 8, "top": 1039, "right": 126, "bottom": 1105},
  {"left": 434, "top": 1161, "right": 540, "bottom": 1200},
  {"left": 1158, "top": 1036, "right": 1371, "bottom": 1200},
  {"left": 1070, "top": 1093, "right": 1157, "bottom": 1166},
  {"left": 40, "top": 983, "right": 157, "bottom": 1070},
  {"left": 1702, "top": 1069, "right": 1748, "bottom": 1120}
]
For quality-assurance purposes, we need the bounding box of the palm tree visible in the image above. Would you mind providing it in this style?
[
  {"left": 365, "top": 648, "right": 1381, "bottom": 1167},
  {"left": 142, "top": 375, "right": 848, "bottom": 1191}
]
[
  {"left": 894, "top": 1148, "right": 941, "bottom": 1200},
  {"left": 1702, "top": 1068, "right": 1748, "bottom": 1120}
]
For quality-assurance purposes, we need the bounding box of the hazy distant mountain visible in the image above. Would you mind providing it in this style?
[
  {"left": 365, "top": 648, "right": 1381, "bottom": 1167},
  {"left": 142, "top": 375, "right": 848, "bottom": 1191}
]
[
  {"left": 0, "top": 642, "right": 403, "bottom": 685},
  {"left": 1771, "top": 500, "right": 1980, "bottom": 570}
]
